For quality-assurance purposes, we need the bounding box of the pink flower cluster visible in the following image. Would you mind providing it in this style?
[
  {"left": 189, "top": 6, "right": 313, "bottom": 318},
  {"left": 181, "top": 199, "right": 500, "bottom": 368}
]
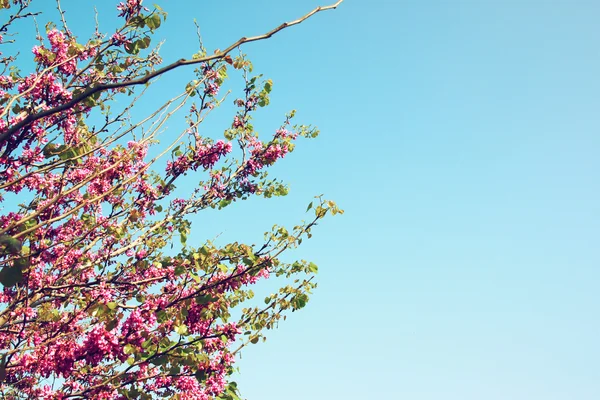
[
  {"left": 18, "top": 72, "right": 72, "bottom": 105},
  {"left": 110, "top": 31, "right": 129, "bottom": 46},
  {"left": 166, "top": 139, "right": 232, "bottom": 177},
  {"left": 81, "top": 325, "right": 126, "bottom": 366},
  {"left": 32, "top": 29, "right": 95, "bottom": 76},
  {"left": 117, "top": 0, "right": 146, "bottom": 20},
  {"left": 200, "top": 63, "right": 221, "bottom": 100},
  {"left": 239, "top": 135, "right": 289, "bottom": 178},
  {"left": 121, "top": 309, "right": 157, "bottom": 347}
]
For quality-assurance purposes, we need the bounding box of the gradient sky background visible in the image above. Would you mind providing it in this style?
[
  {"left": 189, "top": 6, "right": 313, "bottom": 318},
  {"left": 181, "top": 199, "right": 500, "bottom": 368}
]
[{"left": 24, "top": 1, "right": 600, "bottom": 399}]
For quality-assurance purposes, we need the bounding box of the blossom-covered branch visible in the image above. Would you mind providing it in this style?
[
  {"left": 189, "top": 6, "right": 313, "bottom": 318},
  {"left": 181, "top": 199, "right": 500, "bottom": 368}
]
[
  {"left": 0, "top": 0, "right": 344, "bottom": 148},
  {"left": 0, "top": 0, "right": 343, "bottom": 398}
]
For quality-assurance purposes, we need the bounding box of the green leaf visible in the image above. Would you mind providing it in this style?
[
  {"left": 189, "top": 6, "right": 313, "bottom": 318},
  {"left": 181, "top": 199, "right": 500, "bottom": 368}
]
[
  {"left": 264, "top": 79, "right": 273, "bottom": 93},
  {"left": 128, "top": 16, "right": 145, "bottom": 28},
  {"left": 110, "top": 64, "right": 125, "bottom": 74},
  {"left": 150, "top": 355, "right": 168, "bottom": 366},
  {"left": 124, "top": 42, "right": 139, "bottom": 55},
  {"left": 45, "top": 21, "right": 56, "bottom": 33},
  {"left": 13, "top": 257, "right": 29, "bottom": 270},
  {"left": 136, "top": 37, "right": 151, "bottom": 50},
  {"left": 146, "top": 14, "right": 161, "bottom": 30},
  {"left": 155, "top": 310, "right": 168, "bottom": 323},
  {"left": 308, "top": 262, "right": 318, "bottom": 273},
  {"left": 125, "top": 388, "right": 142, "bottom": 399},
  {"left": 68, "top": 42, "right": 86, "bottom": 56},
  {"left": 0, "top": 357, "right": 6, "bottom": 383},
  {"left": 91, "top": 304, "right": 109, "bottom": 318},
  {"left": 0, "top": 266, "right": 23, "bottom": 287},
  {"left": 0, "top": 235, "right": 22, "bottom": 255},
  {"left": 57, "top": 146, "right": 78, "bottom": 161},
  {"left": 218, "top": 67, "right": 228, "bottom": 82},
  {"left": 194, "top": 369, "right": 207, "bottom": 383},
  {"left": 195, "top": 294, "right": 218, "bottom": 305},
  {"left": 292, "top": 294, "right": 309, "bottom": 310},
  {"left": 106, "top": 318, "right": 118, "bottom": 331},
  {"left": 123, "top": 344, "right": 136, "bottom": 355},
  {"left": 175, "top": 325, "right": 188, "bottom": 335},
  {"left": 218, "top": 199, "right": 232, "bottom": 209},
  {"left": 306, "top": 202, "right": 313, "bottom": 212},
  {"left": 174, "top": 265, "right": 186, "bottom": 276}
]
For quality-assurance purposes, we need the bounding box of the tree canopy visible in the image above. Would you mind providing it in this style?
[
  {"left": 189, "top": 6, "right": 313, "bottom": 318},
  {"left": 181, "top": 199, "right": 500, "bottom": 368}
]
[{"left": 0, "top": 1, "right": 343, "bottom": 398}]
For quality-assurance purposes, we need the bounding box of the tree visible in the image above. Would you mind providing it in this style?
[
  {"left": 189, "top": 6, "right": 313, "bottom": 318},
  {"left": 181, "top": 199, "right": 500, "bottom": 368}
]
[{"left": 0, "top": 0, "right": 343, "bottom": 398}]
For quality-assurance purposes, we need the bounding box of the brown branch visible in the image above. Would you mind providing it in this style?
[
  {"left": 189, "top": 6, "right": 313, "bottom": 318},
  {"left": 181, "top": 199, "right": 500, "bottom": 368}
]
[{"left": 0, "top": 0, "right": 343, "bottom": 145}]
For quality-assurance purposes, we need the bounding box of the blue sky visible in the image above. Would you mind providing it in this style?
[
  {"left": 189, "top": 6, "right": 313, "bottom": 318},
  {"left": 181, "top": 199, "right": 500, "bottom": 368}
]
[{"left": 22, "top": 1, "right": 600, "bottom": 399}]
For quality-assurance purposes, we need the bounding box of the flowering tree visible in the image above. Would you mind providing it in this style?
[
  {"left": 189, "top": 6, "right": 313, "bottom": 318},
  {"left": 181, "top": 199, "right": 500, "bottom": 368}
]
[{"left": 0, "top": 0, "right": 343, "bottom": 398}]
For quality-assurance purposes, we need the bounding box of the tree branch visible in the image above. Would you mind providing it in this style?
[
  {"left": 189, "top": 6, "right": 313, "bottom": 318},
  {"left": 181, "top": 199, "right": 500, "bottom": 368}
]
[{"left": 0, "top": 0, "right": 343, "bottom": 145}]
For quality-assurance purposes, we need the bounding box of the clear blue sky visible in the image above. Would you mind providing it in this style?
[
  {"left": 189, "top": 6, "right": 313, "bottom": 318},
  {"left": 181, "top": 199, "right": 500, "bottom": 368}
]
[{"left": 26, "top": 1, "right": 600, "bottom": 399}]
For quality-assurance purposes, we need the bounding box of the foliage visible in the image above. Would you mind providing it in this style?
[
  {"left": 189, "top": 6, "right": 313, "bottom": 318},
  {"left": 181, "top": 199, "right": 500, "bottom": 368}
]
[{"left": 0, "top": 0, "right": 342, "bottom": 398}]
